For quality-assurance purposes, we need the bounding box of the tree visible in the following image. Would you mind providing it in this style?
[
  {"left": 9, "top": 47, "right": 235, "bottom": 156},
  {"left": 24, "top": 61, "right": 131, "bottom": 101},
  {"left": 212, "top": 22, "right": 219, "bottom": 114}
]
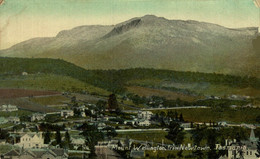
[
  {"left": 0, "top": 129, "right": 9, "bottom": 139},
  {"left": 166, "top": 122, "right": 185, "bottom": 145},
  {"left": 96, "top": 100, "right": 107, "bottom": 114},
  {"left": 103, "top": 127, "right": 117, "bottom": 139},
  {"left": 44, "top": 130, "right": 51, "bottom": 144},
  {"left": 108, "top": 94, "right": 119, "bottom": 111},
  {"left": 192, "top": 125, "right": 206, "bottom": 159},
  {"left": 206, "top": 129, "right": 219, "bottom": 159},
  {"left": 80, "top": 124, "right": 104, "bottom": 156},
  {"left": 179, "top": 113, "right": 184, "bottom": 122},
  {"left": 64, "top": 131, "right": 71, "bottom": 149},
  {"left": 56, "top": 130, "right": 62, "bottom": 147},
  {"left": 256, "top": 140, "right": 260, "bottom": 158}
]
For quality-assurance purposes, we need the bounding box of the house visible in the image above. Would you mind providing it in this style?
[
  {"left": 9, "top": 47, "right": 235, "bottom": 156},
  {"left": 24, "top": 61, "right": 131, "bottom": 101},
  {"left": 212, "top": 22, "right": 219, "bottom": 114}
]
[
  {"left": 2, "top": 148, "right": 68, "bottom": 159},
  {"left": 60, "top": 110, "right": 74, "bottom": 118},
  {"left": 218, "top": 121, "right": 228, "bottom": 127},
  {"left": 124, "top": 120, "right": 136, "bottom": 126},
  {"left": 0, "top": 104, "right": 18, "bottom": 112},
  {"left": 8, "top": 116, "right": 20, "bottom": 124},
  {"left": 71, "top": 137, "right": 88, "bottom": 150},
  {"left": 0, "top": 117, "right": 8, "bottom": 124},
  {"left": 15, "top": 132, "right": 46, "bottom": 149},
  {"left": 22, "top": 72, "right": 28, "bottom": 76},
  {"left": 136, "top": 119, "right": 151, "bottom": 127},
  {"left": 31, "top": 113, "right": 46, "bottom": 122},
  {"left": 180, "top": 122, "right": 192, "bottom": 129},
  {"left": 137, "top": 111, "right": 153, "bottom": 120},
  {"left": 226, "top": 129, "right": 259, "bottom": 159}
]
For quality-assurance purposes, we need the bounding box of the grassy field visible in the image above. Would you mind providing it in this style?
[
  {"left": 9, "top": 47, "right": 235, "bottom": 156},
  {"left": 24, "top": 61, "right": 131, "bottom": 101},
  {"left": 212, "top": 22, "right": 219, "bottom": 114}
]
[
  {"left": 0, "top": 98, "right": 57, "bottom": 113},
  {"left": 0, "top": 123, "right": 15, "bottom": 128},
  {"left": 128, "top": 79, "right": 260, "bottom": 98},
  {"left": 116, "top": 131, "right": 173, "bottom": 144},
  {"left": 29, "top": 95, "right": 70, "bottom": 105},
  {"left": 0, "top": 110, "right": 32, "bottom": 117},
  {"left": 152, "top": 108, "right": 260, "bottom": 124},
  {"left": 0, "top": 74, "right": 110, "bottom": 96},
  {"left": 127, "top": 86, "right": 199, "bottom": 102}
]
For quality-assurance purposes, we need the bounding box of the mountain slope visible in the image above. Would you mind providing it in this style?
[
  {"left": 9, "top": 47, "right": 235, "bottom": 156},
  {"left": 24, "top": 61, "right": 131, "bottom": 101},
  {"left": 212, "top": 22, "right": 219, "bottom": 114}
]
[{"left": 0, "top": 15, "right": 259, "bottom": 77}]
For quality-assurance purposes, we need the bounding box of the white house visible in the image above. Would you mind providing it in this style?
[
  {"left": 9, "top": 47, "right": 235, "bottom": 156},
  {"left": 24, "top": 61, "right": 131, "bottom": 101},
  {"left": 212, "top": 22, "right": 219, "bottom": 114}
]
[
  {"left": 0, "top": 117, "right": 8, "bottom": 124},
  {"left": 136, "top": 119, "right": 151, "bottom": 127},
  {"left": 226, "top": 129, "right": 259, "bottom": 159},
  {"left": 137, "top": 111, "right": 153, "bottom": 120},
  {"left": 16, "top": 132, "right": 46, "bottom": 149},
  {"left": 8, "top": 116, "right": 20, "bottom": 124},
  {"left": 71, "top": 137, "right": 88, "bottom": 150},
  {"left": 60, "top": 110, "right": 74, "bottom": 118},
  {"left": 31, "top": 113, "right": 46, "bottom": 122},
  {"left": 0, "top": 104, "right": 18, "bottom": 112}
]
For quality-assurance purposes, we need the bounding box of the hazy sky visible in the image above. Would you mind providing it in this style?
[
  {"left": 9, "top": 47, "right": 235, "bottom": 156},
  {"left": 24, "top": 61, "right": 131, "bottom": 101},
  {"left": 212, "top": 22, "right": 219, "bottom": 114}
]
[{"left": 0, "top": 0, "right": 259, "bottom": 49}]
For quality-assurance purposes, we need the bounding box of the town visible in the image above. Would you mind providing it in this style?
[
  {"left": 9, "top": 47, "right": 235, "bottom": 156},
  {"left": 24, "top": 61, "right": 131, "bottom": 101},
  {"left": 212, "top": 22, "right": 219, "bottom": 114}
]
[{"left": 0, "top": 89, "right": 259, "bottom": 159}]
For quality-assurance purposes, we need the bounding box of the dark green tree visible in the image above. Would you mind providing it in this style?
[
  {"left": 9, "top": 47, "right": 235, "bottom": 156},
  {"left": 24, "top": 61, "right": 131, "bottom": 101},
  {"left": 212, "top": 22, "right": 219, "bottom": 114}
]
[
  {"left": 166, "top": 122, "right": 185, "bottom": 145},
  {"left": 96, "top": 100, "right": 107, "bottom": 114},
  {"left": 44, "top": 130, "right": 51, "bottom": 144},
  {"left": 64, "top": 131, "right": 71, "bottom": 149},
  {"left": 108, "top": 94, "right": 119, "bottom": 111},
  {"left": 179, "top": 113, "right": 184, "bottom": 122},
  {"left": 56, "top": 130, "right": 62, "bottom": 147},
  {"left": 206, "top": 129, "right": 219, "bottom": 159},
  {"left": 80, "top": 124, "right": 104, "bottom": 156}
]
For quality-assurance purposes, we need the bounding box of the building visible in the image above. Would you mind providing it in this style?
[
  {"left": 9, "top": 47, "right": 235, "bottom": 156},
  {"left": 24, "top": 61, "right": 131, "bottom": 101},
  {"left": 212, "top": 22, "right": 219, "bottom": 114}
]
[
  {"left": 226, "top": 129, "right": 259, "bottom": 159},
  {"left": 71, "top": 137, "right": 88, "bottom": 150},
  {"left": 0, "top": 117, "right": 8, "bottom": 124},
  {"left": 8, "top": 116, "right": 20, "bottom": 124},
  {"left": 180, "top": 122, "right": 192, "bottom": 129},
  {"left": 15, "top": 132, "right": 46, "bottom": 149},
  {"left": 124, "top": 120, "right": 136, "bottom": 126},
  {"left": 31, "top": 113, "right": 46, "bottom": 122},
  {"left": 137, "top": 111, "right": 153, "bottom": 120},
  {"left": 0, "top": 104, "right": 18, "bottom": 112},
  {"left": 136, "top": 119, "right": 151, "bottom": 127},
  {"left": 60, "top": 110, "right": 74, "bottom": 118},
  {"left": 218, "top": 121, "right": 228, "bottom": 127},
  {"left": 2, "top": 148, "right": 68, "bottom": 159}
]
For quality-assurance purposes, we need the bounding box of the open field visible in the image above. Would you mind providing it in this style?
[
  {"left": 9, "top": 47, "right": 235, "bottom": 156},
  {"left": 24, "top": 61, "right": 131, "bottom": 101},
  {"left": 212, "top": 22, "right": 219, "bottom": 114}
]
[
  {"left": 0, "top": 98, "right": 58, "bottom": 113},
  {"left": 116, "top": 130, "right": 173, "bottom": 144},
  {"left": 0, "top": 110, "right": 32, "bottom": 117},
  {"left": 0, "top": 74, "right": 110, "bottom": 96},
  {"left": 128, "top": 79, "right": 260, "bottom": 98},
  {"left": 28, "top": 95, "right": 70, "bottom": 106},
  {"left": 127, "top": 86, "right": 200, "bottom": 102},
  {"left": 152, "top": 108, "right": 260, "bottom": 124},
  {"left": 0, "top": 88, "right": 59, "bottom": 99}
]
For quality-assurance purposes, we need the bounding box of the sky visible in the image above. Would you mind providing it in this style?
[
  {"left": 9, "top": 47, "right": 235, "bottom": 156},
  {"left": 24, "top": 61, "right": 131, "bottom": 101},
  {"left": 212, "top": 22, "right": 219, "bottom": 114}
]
[{"left": 0, "top": 0, "right": 259, "bottom": 49}]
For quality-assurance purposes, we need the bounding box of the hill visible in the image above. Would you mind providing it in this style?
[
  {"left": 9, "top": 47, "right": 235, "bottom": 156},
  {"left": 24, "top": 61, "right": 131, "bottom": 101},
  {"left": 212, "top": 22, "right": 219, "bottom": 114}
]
[
  {"left": 0, "top": 15, "right": 259, "bottom": 77},
  {"left": 0, "top": 57, "right": 259, "bottom": 98}
]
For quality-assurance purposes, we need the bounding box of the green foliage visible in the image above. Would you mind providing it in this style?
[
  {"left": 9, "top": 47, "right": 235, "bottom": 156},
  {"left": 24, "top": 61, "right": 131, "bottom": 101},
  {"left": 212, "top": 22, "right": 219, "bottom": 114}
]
[
  {"left": 79, "top": 123, "right": 104, "bottom": 156},
  {"left": 108, "top": 94, "right": 119, "bottom": 110},
  {"left": 1, "top": 57, "right": 259, "bottom": 95},
  {"left": 166, "top": 122, "right": 185, "bottom": 145},
  {"left": 55, "top": 130, "right": 62, "bottom": 147},
  {"left": 44, "top": 130, "right": 51, "bottom": 144}
]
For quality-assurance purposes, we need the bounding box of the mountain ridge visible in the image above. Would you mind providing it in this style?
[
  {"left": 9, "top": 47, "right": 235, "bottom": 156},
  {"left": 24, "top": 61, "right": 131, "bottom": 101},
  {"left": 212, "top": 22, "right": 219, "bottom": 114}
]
[{"left": 0, "top": 15, "right": 259, "bottom": 77}]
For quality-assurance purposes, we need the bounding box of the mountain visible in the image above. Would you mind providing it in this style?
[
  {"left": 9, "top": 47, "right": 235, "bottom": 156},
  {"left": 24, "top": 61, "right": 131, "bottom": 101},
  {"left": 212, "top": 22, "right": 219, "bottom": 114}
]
[{"left": 0, "top": 15, "right": 259, "bottom": 77}]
